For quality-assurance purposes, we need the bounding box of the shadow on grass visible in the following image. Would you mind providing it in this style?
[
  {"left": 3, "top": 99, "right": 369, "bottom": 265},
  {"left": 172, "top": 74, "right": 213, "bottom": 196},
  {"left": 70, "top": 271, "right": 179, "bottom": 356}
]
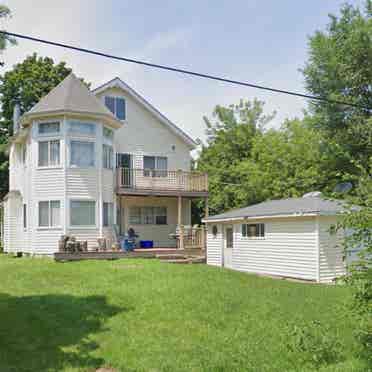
[{"left": 0, "top": 293, "right": 123, "bottom": 372}]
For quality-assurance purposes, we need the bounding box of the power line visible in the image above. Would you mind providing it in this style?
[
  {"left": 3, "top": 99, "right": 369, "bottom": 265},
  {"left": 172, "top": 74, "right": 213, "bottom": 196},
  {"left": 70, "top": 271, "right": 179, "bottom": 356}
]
[{"left": 1, "top": 30, "right": 370, "bottom": 111}]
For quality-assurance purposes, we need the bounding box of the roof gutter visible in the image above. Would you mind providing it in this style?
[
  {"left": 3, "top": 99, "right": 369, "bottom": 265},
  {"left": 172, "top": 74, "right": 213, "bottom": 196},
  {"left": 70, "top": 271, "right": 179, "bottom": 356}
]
[
  {"left": 20, "top": 110, "right": 123, "bottom": 129},
  {"left": 202, "top": 212, "right": 320, "bottom": 223}
]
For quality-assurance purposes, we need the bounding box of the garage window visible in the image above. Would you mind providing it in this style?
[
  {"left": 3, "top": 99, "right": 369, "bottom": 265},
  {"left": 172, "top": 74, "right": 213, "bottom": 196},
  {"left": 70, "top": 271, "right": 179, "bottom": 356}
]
[{"left": 242, "top": 223, "right": 265, "bottom": 238}]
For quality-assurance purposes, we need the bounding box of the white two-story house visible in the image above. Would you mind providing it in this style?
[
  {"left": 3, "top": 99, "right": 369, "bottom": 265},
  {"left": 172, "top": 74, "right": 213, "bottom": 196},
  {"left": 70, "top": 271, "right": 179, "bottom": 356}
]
[{"left": 2, "top": 73, "right": 208, "bottom": 255}]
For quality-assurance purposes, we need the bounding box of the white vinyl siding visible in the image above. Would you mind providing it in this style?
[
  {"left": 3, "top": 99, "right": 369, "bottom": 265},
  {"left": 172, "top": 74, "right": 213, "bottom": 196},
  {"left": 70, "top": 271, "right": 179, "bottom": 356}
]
[
  {"left": 206, "top": 224, "right": 223, "bottom": 267},
  {"left": 318, "top": 216, "right": 346, "bottom": 283},
  {"left": 207, "top": 217, "right": 318, "bottom": 281}
]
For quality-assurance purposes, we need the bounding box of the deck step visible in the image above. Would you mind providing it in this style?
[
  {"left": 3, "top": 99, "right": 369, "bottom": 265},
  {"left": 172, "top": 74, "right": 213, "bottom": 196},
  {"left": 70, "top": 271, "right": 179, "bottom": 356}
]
[
  {"left": 156, "top": 254, "right": 187, "bottom": 260},
  {"left": 160, "top": 256, "right": 206, "bottom": 264}
]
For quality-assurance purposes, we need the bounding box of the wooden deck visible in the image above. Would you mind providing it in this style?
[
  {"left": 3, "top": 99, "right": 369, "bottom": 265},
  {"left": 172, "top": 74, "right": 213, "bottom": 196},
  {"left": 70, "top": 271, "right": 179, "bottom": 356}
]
[{"left": 54, "top": 248, "right": 204, "bottom": 262}]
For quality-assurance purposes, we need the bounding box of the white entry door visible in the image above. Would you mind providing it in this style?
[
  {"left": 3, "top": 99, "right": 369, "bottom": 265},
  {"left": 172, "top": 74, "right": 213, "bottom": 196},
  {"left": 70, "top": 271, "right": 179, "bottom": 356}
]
[{"left": 224, "top": 226, "right": 234, "bottom": 268}]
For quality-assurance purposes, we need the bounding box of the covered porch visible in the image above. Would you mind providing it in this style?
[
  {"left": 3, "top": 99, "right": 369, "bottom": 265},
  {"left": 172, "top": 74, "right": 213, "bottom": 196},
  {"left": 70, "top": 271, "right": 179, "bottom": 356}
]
[{"left": 116, "top": 193, "right": 209, "bottom": 250}]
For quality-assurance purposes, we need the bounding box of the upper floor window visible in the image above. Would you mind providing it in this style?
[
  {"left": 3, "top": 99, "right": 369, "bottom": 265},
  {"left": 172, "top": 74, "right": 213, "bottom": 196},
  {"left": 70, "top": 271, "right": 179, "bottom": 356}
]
[
  {"left": 70, "top": 141, "right": 95, "bottom": 167},
  {"left": 38, "top": 140, "right": 60, "bottom": 167},
  {"left": 143, "top": 156, "right": 168, "bottom": 177},
  {"left": 69, "top": 121, "right": 96, "bottom": 136},
  {"left": 242, "top": 223, "right": 265, "bottom": 238},
  {"left": 103, "top": 144, "right": 113, "bottom": 169},
  {"left": 105, "top": 96, "right": 126, "bottom": 120},
  {"left": 38, "top": 122, "right": 60, "bottom": 135}
]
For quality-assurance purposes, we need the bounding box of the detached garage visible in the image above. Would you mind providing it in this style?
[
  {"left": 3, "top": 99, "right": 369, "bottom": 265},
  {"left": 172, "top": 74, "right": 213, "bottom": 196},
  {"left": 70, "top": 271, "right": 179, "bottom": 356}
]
[{"left": 203, "top": 194, "right": 348, "bottom": 283}]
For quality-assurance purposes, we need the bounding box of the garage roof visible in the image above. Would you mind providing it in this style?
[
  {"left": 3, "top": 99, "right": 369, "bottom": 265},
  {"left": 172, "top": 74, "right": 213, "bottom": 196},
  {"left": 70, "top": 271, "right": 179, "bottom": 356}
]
[{"left": 203, "top": 196, "right": 349, "bottom": 222}]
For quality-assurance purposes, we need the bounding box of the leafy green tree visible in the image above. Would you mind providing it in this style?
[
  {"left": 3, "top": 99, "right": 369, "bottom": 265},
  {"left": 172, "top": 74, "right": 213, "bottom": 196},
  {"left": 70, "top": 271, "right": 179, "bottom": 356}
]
[
  {"left": 197, "top": 99, "right": 275, "bottom": 214},
  {"left": 336, "top": 165, "right": 372, "bottom": 363},
  {"left": 302, "top": 1, "right": 372, "bottom": 175},
  {"left": 235, "top": 118, "right": 331, "bottom": 203},
  {"left": 0, "top": 54, "right": 74, "bottom": 198},
  {"left": 0, "top": 5, "right": 16, "bottom": 53}
]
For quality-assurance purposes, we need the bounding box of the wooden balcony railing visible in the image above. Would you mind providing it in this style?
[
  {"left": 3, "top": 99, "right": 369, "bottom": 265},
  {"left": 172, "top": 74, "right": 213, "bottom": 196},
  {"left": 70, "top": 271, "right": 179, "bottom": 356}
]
[{"left": 116, "top": 168, "right": 208, "bottom": 194}]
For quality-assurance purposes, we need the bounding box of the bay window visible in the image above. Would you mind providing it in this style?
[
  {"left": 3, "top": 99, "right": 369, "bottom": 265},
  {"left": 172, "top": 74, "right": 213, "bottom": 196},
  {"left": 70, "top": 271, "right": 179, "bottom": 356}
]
[
  {"left": 69, "top": 121, "right": 96, "bottom": 136},
  {"left": 38, "top": 200, "right": 60, "bottom": 227},
  {"left": 70, "top": 200, "right": 96, "bottom": 226},
  {"left": 70, "top": 141, "right": 95, "bottom": 167},
  {"left": 38, "top": 122, "right": 60, "bottom": 135},
  {"left": 38, "top": 140, "right": 60, "bottom": 167}
]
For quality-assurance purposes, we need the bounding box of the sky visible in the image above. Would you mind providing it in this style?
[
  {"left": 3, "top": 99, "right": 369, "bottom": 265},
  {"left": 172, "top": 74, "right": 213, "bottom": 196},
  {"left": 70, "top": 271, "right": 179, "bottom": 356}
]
[{"left": 0, "top": 0, "right": 366, "bottom": 144}]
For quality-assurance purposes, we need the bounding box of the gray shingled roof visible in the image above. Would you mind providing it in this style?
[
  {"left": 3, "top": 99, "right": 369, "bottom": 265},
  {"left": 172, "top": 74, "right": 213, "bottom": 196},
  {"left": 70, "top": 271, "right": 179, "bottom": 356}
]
[
  {"left": 25, "top": 73, "right": 117, "bottom": 119},
  {"left": 204, "top": 196, "right": 347, "bottom": 222}
]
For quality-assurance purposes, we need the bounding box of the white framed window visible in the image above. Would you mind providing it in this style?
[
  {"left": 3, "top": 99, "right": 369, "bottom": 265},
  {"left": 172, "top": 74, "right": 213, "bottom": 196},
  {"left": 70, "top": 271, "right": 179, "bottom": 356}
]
[
  {"left": 103, "top": 144, "right": 113, "bottom": 169},
  {"left": 38, "top": 122, "right": 60, "bottom": 135},
  {"left": 143, "top": 156, "right": 168, "bottom": 177},
  {"left": 242, "top": 223, "right": 265, "bottom": 238},
  {"left": 68, "top": 121, "right": 96, "bottom": 136},
  {"left": 155, "top": 207, "right": 167, "bottom": 225},
  {"left": 105, "top": 96, "right": 126, "bottom": 120},
  {"left": 38, "top": 140, "right": 60, "bottom": 167},
  {"left": 70, "top": 141, "right": 95, "bottom": 167},
  {"left": 70, "top": 200, "right": 96, "bottom": 226},
  {"left": 38, "top": 200, "right": 61, "bottom": 227},
  {"left": 129, "top": 206, "right": 167, "bottom": 225},
  {"left": 129, "top": 207, "right": 141, "bottom": 225},
  {"left": 103, "top": 202, "right": 114, "bottom": 227}
]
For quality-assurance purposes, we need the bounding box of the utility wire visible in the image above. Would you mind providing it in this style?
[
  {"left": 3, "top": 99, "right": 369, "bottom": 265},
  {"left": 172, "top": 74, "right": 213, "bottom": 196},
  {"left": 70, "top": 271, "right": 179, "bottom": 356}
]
[{"left": 1, "top": 30, "right": 371, "bottom": 111}]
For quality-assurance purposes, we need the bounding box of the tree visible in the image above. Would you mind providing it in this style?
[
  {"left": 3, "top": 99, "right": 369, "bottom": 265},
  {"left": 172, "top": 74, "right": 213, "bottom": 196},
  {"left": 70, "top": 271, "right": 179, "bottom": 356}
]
[
  {"left": 235, "top": 118, "right": 331, "bottom": 203},
  {"left": 0, "top": 54, "right": 75, "bottom": 198},
  {"left": 0, "top": 5, "right": 16, "bottom": 53},
  {"left": 302, "top": 1, "right": 372, "bottom": 176},
  {"left": 336, "top": 165, "right": 372, "bottom": 363},
  {"left": 197, "top": 99, "right": 275, "bottom": 214}
]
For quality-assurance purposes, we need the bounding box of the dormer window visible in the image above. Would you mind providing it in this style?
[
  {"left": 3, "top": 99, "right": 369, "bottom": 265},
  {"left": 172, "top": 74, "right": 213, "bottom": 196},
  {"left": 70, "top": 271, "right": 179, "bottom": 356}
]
[{"left": 105, "top": 96, "right": 126, "bottom": 120}]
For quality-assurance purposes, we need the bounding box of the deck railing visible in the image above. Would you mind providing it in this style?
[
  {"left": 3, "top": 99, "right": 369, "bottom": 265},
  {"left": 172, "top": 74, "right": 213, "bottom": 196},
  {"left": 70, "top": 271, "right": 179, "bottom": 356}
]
[{"left": 116, "top": 168, "right": 208, "bottom": 193}]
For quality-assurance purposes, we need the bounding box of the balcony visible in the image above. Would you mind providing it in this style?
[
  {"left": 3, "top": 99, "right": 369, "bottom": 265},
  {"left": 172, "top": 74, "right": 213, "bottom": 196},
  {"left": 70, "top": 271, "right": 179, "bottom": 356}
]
[{"left": 116, "top": 168, "right": 208, "bottom": 197}]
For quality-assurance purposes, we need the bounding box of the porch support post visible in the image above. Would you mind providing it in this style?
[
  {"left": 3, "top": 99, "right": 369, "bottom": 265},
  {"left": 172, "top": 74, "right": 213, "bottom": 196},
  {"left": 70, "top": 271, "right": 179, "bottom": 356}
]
[
  {"left": 178, "top": 195, "right": 184, "bottom": 250},
  {"left": 205, "top": 197, "right": 209, "bottom": 218}
]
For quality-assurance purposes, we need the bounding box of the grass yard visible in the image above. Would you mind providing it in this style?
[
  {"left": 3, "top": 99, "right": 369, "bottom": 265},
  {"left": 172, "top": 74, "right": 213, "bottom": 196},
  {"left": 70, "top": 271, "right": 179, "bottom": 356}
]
[{"left": 0, "top": 255, "right": 366, "bottom": 372}]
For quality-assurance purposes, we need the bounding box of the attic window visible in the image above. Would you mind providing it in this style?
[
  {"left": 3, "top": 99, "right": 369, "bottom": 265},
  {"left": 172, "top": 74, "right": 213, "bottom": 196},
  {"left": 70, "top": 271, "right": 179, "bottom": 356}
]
[{"left": 105, "top": 96, "right": 126, "bottom": 120}]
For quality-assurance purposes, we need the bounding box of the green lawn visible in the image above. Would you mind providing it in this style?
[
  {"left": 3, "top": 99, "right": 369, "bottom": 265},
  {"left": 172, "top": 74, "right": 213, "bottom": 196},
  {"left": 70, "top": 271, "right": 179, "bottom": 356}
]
[{"left": 0, "top": 255, "right": 366, "bottom": 372}]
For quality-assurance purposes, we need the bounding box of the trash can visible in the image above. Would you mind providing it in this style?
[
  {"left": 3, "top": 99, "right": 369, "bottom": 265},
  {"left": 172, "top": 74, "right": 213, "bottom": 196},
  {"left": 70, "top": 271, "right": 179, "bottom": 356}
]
[{"left": 140, "top": 240, "right": 153, "bottom": 248}]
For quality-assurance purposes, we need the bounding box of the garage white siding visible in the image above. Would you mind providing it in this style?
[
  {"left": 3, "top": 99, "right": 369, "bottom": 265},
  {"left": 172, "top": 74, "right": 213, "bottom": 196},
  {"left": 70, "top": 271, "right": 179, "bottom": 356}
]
[
  {"left": 318, "top": 216, "right": 346, "bottom": 283},
  {"left": 231, "top": 217, "right": 318, "bottom": 280},
  {"left": 206, "top": 223, "right": 223, "bottom": 266}
]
